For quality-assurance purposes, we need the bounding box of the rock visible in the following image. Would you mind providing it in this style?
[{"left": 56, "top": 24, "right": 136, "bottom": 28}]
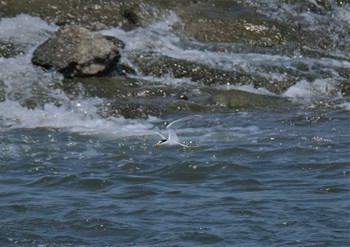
[
  {"left": 61, "top": 76, "right": 207, "bottom": 118},
  {"left": 209, "top": 89, "right": 291, "bottom": 109},
  {"left": 0, "top": 80, "right": 5, "bottom": 102},
  {"left": 129, "top": 52, "right": 261, "bottom": 85},
  {"left": 129, "top": 52, "right": 297, "bottom": 94},
  {"left": 175, "top": 1, "right": 286, "bottom": 46},
  {"left": 339, "top": 81, "right": 350, "bottom": 96},
  {"left": 0, "top": 1, "right": 285, "bottom": 46},
  {"left": 31, "top": 25, "right": 121, "bottom": 77},
  {"left": 0, "top": 41, "right": 21, "bottom": 58},
  {"left": 0, "top": 0, "right": 168, "bottom": 31},
  {"left": 62, "top": 76, "right": 202, "bottom": 100}
]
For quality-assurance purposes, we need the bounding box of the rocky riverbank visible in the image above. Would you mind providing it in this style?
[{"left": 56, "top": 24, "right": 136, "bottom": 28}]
[
  {"left": 1, "top": 0, "right": 349, "bottom": 118},
  {"left": 1, "top": 0, "right": 346, "bottom": 46}
]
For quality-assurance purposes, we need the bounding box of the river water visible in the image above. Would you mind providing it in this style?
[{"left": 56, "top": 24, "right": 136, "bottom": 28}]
[{"left": 0, "top": 3, "right": 350, "bottom": 247}]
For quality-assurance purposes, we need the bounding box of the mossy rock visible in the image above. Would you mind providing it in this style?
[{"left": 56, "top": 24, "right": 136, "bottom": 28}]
[{"left": 209, "top": 89, "right": 291, "bottom": 109}]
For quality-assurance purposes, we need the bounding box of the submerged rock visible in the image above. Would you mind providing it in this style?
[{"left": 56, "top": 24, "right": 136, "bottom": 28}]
[
  {"left": 31, "top": 26, "right": 121, "bottom": 77},
  {"left": 209, "top": 89, "right": 291, "bottom": 109},
  {"left": 61, "top": 76, "right": 202, "bottom": 118},
  {"left": 129, "top": 52, "right": 297, "bottom": 94},
  {"left": 130, "top": 52, "right": 257, "bottom": 84}
]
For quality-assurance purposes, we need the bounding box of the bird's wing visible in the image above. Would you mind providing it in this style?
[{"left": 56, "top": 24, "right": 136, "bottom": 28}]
[
  {"left": 153, "top": 127, "right": 166, "bottom": 140},
  {"left": 166, "top": 115, "right": 202, "bottom": 129}
]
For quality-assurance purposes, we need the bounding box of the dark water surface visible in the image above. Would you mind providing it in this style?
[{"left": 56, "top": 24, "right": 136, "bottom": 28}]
[{"left": 1, "top": 109, "right": 349, "bottom": 246}]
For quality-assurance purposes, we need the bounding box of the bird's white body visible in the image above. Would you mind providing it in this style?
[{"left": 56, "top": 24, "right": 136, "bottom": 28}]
[{"left": 154, "top": 115, "right": 201, "bottom": 147}]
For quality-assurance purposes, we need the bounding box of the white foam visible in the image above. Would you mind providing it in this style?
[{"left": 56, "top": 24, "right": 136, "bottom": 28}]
[
  {"left": 0, "top": 56, "right": 63, "bottom": 104},
  {"left": 336, "top": 5, "right": 350, "bottom": 25},
  {"left": 99, "top": 11, "right": 182, "bottom": 51},
  {"left": 215, "top": 83, "right": 276, "bottom": 96},
  {"left": 282, "top": 79, "right": 342, "bottom": 103},
  {"left": 0, "top": 14, "right": 57, "bottom": 51},
  {"left": 336, "top": 102, "right": 350, "bottom": 111},
  {"left": 0, "top": 15, "right": 62, "bottom": 103},
  {"left": 0, "top": 99, "right": 156, "bottom": 138},
  {"left": 130, "top": 73, "right": 194, "bottom": 87}
]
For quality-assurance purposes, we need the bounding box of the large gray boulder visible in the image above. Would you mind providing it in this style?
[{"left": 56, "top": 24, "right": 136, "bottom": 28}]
[{"left": 32, "top": 26, "right": 121, "bottom": 77}]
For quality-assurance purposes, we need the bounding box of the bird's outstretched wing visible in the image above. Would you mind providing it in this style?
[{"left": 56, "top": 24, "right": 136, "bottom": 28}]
[
  {"left": 153, "top": 126, "right": 166, "bottom": 140},
  {"left": 166, "top": 115, "right": 202, "bottom": 129}
]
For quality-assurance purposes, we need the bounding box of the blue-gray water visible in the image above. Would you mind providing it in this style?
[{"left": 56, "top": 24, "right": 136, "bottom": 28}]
[{"left": 1, "top": 109, "right": 349, "bottom": 246}]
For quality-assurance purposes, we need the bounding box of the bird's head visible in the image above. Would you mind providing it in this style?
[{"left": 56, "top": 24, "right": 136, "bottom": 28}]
[{"left": 154, "top": 139, "right": 167, "bottom": 147}]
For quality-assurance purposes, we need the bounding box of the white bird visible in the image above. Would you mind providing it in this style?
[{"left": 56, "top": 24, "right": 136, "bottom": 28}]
[{"left": 154, "top": 115, "right": 202, "bottom": 148}]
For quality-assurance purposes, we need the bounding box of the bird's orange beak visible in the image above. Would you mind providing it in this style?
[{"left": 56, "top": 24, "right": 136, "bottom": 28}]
[{"left": 154, "top": 141, "right": 162, "bottom": 147}]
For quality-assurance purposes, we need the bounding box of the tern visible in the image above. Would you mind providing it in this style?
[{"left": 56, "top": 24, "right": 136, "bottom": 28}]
[{"left": 154, "top": 115, "right": 202, "bottom": 148}]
